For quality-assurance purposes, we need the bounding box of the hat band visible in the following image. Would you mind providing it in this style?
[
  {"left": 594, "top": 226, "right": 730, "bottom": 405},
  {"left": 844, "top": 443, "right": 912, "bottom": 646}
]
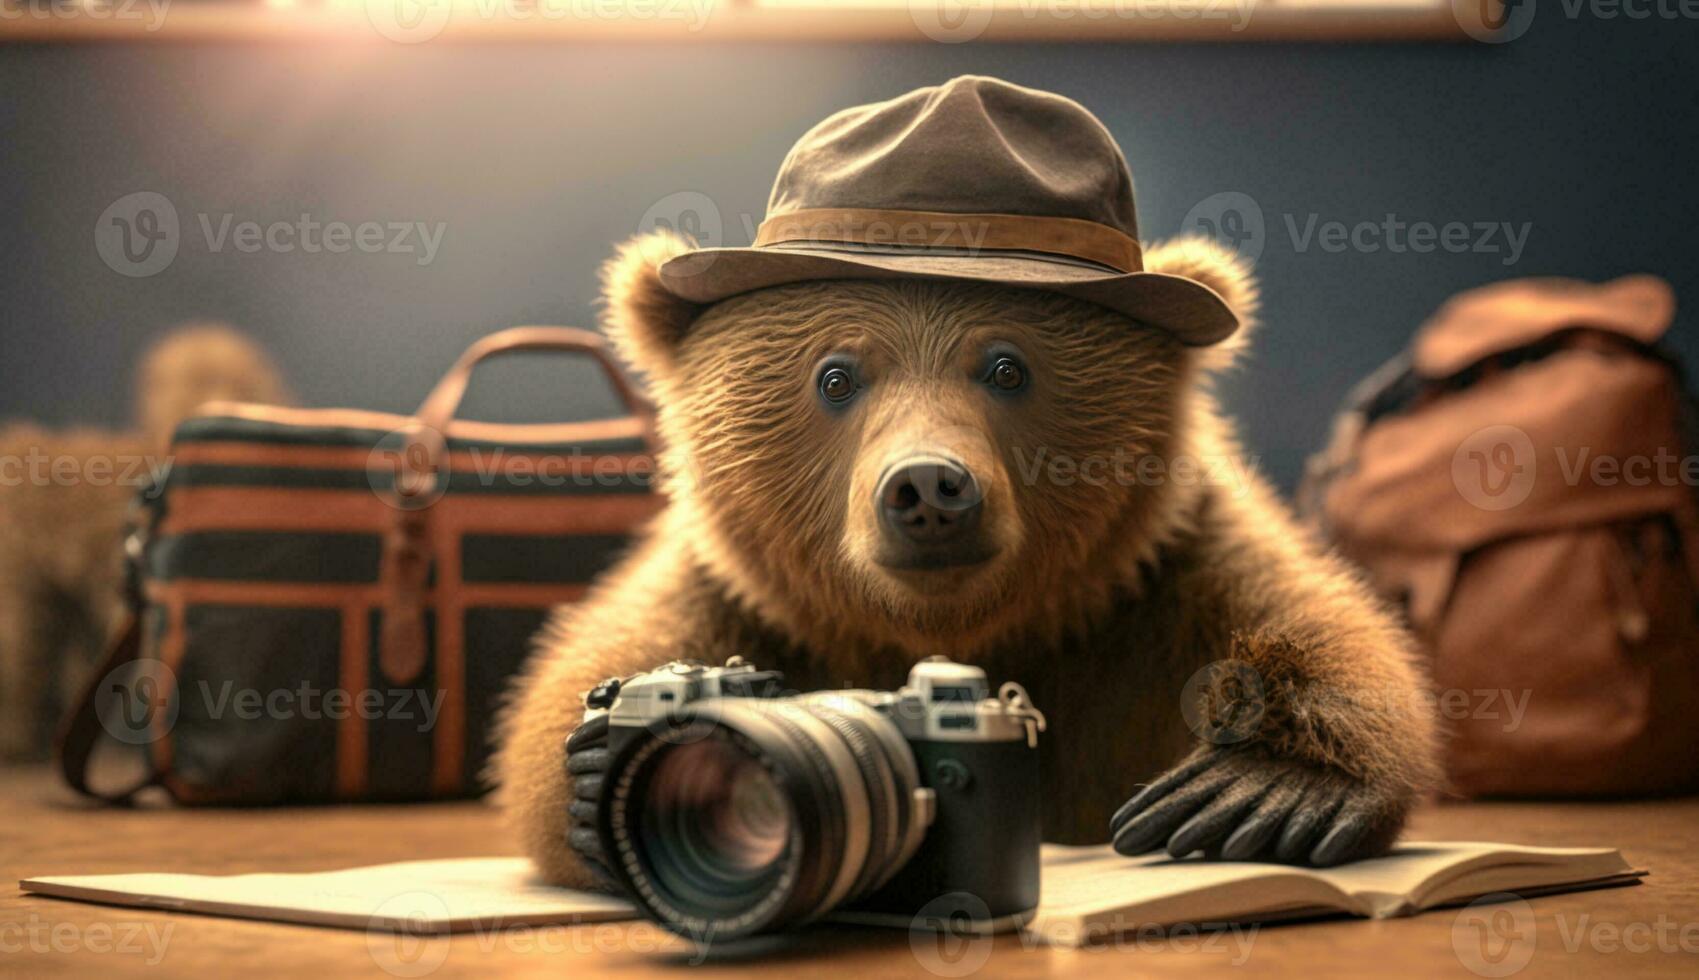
[{"left": 753, "top": 207, "right": 1143, "bottom": 275}]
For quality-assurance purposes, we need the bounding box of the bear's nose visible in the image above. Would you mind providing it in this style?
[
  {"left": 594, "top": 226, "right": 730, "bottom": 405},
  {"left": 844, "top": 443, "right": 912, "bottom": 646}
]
[{"left": 877, "top": 457, "right": 983, "bottom": 546}]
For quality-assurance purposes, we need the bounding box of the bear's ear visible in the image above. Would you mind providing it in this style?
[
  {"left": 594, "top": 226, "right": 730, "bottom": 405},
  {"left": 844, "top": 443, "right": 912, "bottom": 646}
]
[
  {"left": 1143, "top": 235, "right": 1260, "bottom": 372},
  {"left": 599, "top": 229, "right": 703, "bottom": 377}
]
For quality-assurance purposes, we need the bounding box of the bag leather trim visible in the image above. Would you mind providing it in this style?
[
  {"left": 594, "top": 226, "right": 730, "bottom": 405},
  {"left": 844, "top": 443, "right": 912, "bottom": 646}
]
[
  {"left": 157, "top": 487, "right": 660, "bottom": 537},
  {"left": 189, "top": 403, "right": 652, "bottom": 447}
]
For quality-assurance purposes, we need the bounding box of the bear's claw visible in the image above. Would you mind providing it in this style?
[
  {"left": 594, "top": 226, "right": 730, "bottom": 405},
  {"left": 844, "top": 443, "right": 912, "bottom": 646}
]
[{"left": 1110, "top": 748, "right": 1404, "bottom": 867}]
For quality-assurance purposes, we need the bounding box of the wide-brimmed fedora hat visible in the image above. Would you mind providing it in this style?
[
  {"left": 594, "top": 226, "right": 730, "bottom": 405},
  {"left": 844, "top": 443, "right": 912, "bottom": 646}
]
[{"left": 658, "top": 75, "right": 1238, "bottom": 346}]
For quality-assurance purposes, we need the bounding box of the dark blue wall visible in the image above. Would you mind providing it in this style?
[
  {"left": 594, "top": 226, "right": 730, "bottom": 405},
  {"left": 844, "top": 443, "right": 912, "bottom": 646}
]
[{"left": 4, "top": 17, "right": 1697, "bottom": 491}]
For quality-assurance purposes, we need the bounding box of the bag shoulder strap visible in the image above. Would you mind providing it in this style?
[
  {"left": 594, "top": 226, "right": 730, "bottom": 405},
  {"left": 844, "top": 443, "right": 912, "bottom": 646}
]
[
  {"left": 56, "top": 614, "right": 163, "bottom": 805},
  {"left": 1295, "top": 352, "right": 1417, "bottom": 524}
]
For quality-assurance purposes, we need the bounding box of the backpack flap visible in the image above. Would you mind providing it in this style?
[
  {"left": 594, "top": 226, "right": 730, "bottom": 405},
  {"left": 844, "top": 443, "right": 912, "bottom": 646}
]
[
  {"left": 1328, "top": 349, "right": 1692, "bottom": 552},
  {"left": 1411, "top": 274, "right": 1675, "bottom": 380},
  {"left": 1324, "top": 346, "right": 1692, "bottom": 632}
]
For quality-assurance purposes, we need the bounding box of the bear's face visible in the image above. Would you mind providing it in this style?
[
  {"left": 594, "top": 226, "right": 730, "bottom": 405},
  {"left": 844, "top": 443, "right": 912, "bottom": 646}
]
[{"left": 600, "top": 232, "right": 1245, "bottom": 657}]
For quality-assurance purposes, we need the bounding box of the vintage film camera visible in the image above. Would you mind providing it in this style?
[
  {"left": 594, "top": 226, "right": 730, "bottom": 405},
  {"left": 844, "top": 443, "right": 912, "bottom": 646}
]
[{"left": 587, "top": 656, "right": 1046, "bottom": 940}]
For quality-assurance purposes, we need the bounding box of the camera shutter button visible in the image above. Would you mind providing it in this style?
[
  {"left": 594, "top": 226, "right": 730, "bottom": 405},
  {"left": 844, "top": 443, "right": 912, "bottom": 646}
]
[
  {"left": 584, "top": 677, "right": 622, "bottom": 710},
  {"left": 934, "top": 759, "right": 972, "bottom": 791}
]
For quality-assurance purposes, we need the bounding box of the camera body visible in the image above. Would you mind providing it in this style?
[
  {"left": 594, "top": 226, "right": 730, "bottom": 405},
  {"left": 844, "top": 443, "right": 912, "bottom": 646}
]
[{"left": 589, "top": 657, "right": 1044, "bottom": 939}]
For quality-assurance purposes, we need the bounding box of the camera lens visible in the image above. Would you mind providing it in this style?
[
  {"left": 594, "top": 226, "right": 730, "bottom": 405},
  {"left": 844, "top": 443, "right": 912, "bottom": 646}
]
[
  {"left": 638, "top": 735, "right": 792, "bottom": 915},
  {"left": 600, "top": 695, "right": 929, "bottom": 939}
]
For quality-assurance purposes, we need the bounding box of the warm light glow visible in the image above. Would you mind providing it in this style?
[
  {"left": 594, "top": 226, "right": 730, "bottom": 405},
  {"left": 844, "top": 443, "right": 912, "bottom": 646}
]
[{"left": 0, "top": 0, "right": 1466, "bottom": 40}]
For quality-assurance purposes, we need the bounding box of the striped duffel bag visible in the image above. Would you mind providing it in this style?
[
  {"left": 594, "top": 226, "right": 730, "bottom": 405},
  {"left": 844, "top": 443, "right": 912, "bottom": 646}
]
[{"left": 58, "top": 326, "right": 663, "bottom": 804}]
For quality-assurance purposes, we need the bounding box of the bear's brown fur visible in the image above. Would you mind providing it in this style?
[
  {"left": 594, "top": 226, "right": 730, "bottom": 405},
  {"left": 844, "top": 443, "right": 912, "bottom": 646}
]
[
  {"left": 493, "top": 231, "right": 1438, "bottom": 888},
  {"left": 0, "top": 324, "right": 290, "bottom": 759}
]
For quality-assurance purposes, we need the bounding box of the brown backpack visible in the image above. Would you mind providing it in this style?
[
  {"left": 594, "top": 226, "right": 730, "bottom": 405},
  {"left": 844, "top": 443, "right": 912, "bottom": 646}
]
[{"left": 1301, "top": 275, "right": 1699, "bottom": 798}]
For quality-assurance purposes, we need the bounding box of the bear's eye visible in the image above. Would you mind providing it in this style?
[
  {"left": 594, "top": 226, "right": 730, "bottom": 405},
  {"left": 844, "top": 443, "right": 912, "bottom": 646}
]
[
  {"left": 988, "top": 356, "right": 1026, "bottom": 392},
  {"left": 818, "top": 365, "right": 858, "bottom": 405}
]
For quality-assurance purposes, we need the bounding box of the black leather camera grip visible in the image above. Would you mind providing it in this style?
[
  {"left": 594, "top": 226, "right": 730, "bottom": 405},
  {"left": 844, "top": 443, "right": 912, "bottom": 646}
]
[{"left": 562, "top": 712, "right": 624, "bottom": 894}]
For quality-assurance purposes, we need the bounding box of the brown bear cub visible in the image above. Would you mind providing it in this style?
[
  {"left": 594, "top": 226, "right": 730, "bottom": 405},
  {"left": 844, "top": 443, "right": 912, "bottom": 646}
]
[{"left": 494, "top": 78, "right": 1436, "bottom": 891}]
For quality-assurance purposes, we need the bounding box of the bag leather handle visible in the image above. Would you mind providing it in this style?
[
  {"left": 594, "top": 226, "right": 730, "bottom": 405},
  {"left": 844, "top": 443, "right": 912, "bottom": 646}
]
[
  {"left": 57, "top": 614, "right": 164, "bottom": 805},
  {"left": 380, "top": 326, "right": 654, "bottom": 685},
  {"left": 390, "top": 326, "right": 654, "bottom": 499},
  {"left": 417, "top": 326, "right": 654, "bottom": 453}
]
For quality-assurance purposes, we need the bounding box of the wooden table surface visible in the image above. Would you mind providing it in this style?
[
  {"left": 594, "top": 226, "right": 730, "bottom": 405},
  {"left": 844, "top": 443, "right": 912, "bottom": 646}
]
[{"left": 3, "top": 766, "right": 1696, "bottom": 978}]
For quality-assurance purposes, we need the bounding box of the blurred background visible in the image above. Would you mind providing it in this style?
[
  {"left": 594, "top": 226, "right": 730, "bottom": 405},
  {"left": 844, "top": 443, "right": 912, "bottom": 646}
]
[
  {"left": 6, "top": 1, "right": 1699, "bottom": 812},
  {"left": 3, "top": 2, "right": 1697, "bottom": 493}
]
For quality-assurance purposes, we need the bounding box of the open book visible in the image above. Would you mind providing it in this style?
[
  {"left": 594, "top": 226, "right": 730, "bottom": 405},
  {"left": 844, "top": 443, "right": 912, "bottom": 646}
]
[
  {"left": 20, "top": 842, "right": 1641, "bottom": 944},
  {"left": 1032, "top": 841, "right": 1644, "bottom": 947}
]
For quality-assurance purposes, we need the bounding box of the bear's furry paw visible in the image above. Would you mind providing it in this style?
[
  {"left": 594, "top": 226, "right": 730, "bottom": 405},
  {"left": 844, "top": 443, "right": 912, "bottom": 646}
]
[
  {"left": 1108, "top": 747, "right": 1408, "bottom": 867},
  {"left": 562, "top": 713, "right": 625, "bottom": 894}
]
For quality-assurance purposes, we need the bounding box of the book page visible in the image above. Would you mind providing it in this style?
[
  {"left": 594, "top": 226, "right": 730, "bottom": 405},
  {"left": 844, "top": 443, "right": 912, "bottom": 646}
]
[
  {"left": 1029, "top": 845, "right": 1354, "bottom": 947},
  {"left": 22, "top": 858, "right": 635, "bottom": 934},
  {"left": 1026, "top": 842, "right": 1638, "bottom": 946},
  {"left": 1306, "top": 842, "right": 1635, "bottom": 917}
]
